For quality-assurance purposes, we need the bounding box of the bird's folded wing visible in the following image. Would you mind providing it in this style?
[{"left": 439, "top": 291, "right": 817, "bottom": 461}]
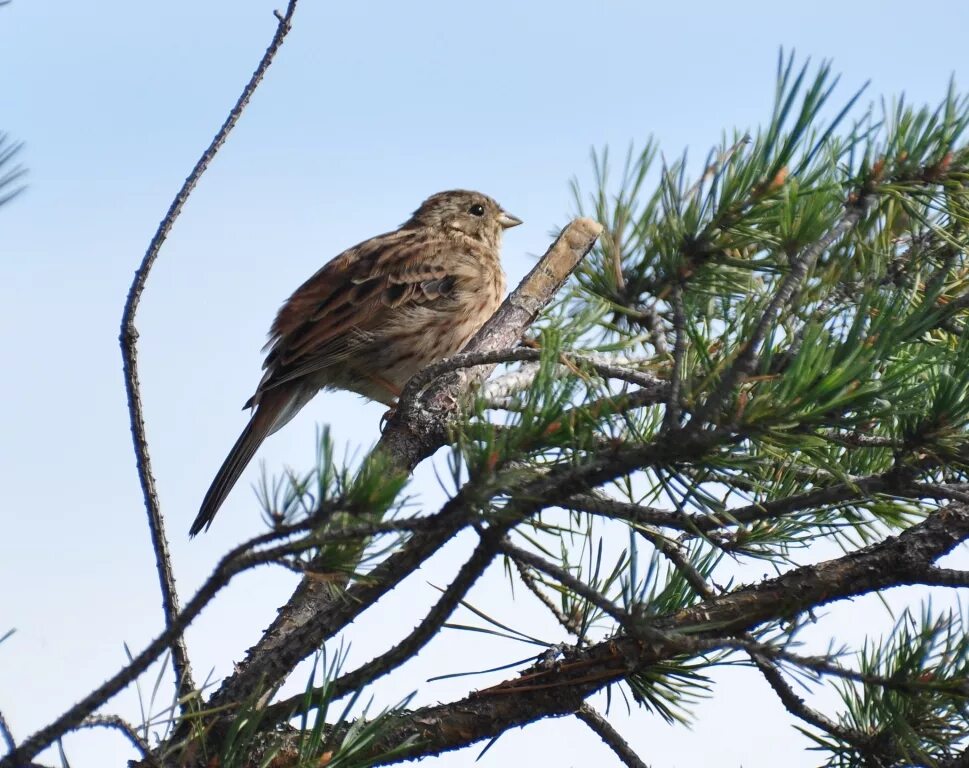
[{"left": 249, "top": 231, "right": 464, "bottom": 400}]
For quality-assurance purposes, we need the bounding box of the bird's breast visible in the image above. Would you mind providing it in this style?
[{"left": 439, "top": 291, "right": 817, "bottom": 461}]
[{"left": 371, "top": 257, "right": 505, "bottom": 391}]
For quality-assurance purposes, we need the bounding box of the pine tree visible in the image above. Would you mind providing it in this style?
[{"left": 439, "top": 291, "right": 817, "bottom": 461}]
[{"left": 7, "top": 48, "right": 969, "bottom": 768}]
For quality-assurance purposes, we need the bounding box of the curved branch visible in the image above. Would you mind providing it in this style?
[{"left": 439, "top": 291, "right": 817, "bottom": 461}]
[
  {"left": 575, "top": 705, "right": 651, "bottom": 768},
  {"left": 117, "top": 0, "right": 300, "bottom": 703},
  {"left": 77, "top": 716, "right": 153, "bottom": 761}
]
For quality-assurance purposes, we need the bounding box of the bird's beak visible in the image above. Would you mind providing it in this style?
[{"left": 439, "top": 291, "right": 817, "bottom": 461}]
[{"left": 498, "top": 211, "right": 523, "bottom": 229}]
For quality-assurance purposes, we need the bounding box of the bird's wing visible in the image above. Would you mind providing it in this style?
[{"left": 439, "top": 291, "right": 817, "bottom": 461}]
[{"left": 248, "top": 229, "right": 467, "bottom": 401}]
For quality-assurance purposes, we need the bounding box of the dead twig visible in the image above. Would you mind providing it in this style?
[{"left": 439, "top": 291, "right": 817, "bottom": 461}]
[{"left": 117, "top": 0, "right": 300, "bottom": 705}]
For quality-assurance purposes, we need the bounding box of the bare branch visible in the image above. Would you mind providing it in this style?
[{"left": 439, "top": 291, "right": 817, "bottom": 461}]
[
  {"left": 0, "top": 520, "right": 325, "bottom": 767},
  {"left": 0, "top": 710, "right": 14, "bottom": 753},
  {"left": 513, "top": 557, "right": 584, "bottom": 637},
  {"left": 498, "top": 540, "right": 630, "bottom": 626},
  {"left": 117, "top": 0, "right": 300, "bottom": 704},
  {"left": 477, "top": 353, "right": 663, "bottom": 405},
  {"left": 77, "top": 715, "right": 153, "bottom": 761},
  {"left": 576, "top": 705, "right": 651, "bottom": 768},
  {"left": 639, "top": 301, "right": 669, "bottom": 356},
  {"left": 636, "top": 525, "right": 716, "bottom": 600},
  {"left": 389, "top": 347, "right": 666, "bottom": 400},
  {"left": 751, "top": 654, "right": 864, "bottom": 746},
  {"left": 663, "top": 282, "right": 686, "bottom": 430}
]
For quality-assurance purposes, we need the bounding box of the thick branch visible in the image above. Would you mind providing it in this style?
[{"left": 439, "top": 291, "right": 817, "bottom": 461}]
[
  {"left": 657, "top": 503, "right": 969, "bottom": 634},
  {"left": 498, "top": 540, "right": 630, "bottom": 626},
  {"left": 137, "top": 502, "right": 969, "bottom": 768}
]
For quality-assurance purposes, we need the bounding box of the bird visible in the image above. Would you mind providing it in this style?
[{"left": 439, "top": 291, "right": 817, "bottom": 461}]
[{"left": 190, "top": 190, "right": 521, "bottom": 535}]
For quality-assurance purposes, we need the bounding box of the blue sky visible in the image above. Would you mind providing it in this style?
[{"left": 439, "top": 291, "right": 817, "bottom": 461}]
[{"left": 2, "top": 1, "right": 968, "bottom": 766}]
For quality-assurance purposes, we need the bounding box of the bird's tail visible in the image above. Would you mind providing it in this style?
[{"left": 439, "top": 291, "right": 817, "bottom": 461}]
[{"left": 190, "top": 386, "right": 308, "bottom": 536}]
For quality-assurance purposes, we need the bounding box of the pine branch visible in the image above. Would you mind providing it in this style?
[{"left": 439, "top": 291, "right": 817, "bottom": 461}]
[
  {"left": 655, "top": 502, "right": 969, "bottom": 635},
  {"left": 261, "top": 519, "right": 514, "bottom": 724},
  {"left": 752, "top": 654, "right": 866, "bottom": 747},
  {"left": 77, "top": 716, "right": 154, "bottom": 762},
  {"left": 575, "top": 705, "right": 652, "bottom": 768},
  {"left": 117, "top": 0, "right": 300, "bottom": 707},
  {"left": 0, "top": 710, "right": 14, "bottom": 754},
  {"left": 497, "top": 539, "right": 631, "bottom": 626},
  {"left": 513, "top": 558, "right": 585, "bottom": 637},
  {"left": 695, "top": 197, "right": 871, "bottom": 426}
]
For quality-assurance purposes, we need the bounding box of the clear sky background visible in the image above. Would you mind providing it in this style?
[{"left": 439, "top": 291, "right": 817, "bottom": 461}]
[{"left": 2, "top": 1, "right": 968, "bottom": 766}]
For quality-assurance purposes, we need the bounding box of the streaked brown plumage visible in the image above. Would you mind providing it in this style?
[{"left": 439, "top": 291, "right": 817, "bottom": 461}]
[{"left": 190, "top": 190, "right": 520, "bottom": 535}]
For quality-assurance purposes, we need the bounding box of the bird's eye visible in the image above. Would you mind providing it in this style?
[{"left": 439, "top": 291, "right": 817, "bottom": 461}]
[{"left": 468, "top": 204, "right": 485, "bottom": 217}]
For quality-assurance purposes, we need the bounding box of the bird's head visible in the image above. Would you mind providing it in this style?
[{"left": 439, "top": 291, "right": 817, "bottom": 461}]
[{"left": 405, "top": 189, "right": 522, "bottom": 247}]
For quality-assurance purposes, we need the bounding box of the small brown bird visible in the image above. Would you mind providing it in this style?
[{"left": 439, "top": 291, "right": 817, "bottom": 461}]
[{"left": 190, "top": 190, "right": 521, "bottom": 535}]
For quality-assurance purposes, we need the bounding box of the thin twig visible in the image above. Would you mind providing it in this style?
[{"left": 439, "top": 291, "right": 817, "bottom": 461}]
[
  {"left": 639, "top": 301, "right": 669, "bottom": 356},
  {"left": 481, "top": 362, "right": 541, "bottom": 402},
  {"left": 513, "top": 558, "right": 583, "bottom": 637},
  {"left": 262, "top": 520, "right": 514, "bottom": 723},
  {"left": 685, "top": 133, "right": 751, "bottom": 200},
  {"left": 117, "top": 0, "right": 300, "bottom": 704},
  {"left": 733, "top": 639, "right": 960, "bottom": 697},
  {"left": 637, "top": 526, "right": 715, "bottom": 600},
  {"left": 398, "top": 347, "right": 664, "bottom": 405},
  {"left": 0, "top": 710, "right": 14, "bottom": 753},
  {"left": 751, "top": 654, "right": 864, "bottom": 746},
  {"left": 497, "top": 540, "right": 630, "bottom": 627},
  {"left": 568, "top": 470, "right": 907, "bottom": 536},
  {"left": 77, "top": 716, "right": 153, "bottom": 761},
  {"left": 575, "top": 704, "right": 651, "bottom": 768}
]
